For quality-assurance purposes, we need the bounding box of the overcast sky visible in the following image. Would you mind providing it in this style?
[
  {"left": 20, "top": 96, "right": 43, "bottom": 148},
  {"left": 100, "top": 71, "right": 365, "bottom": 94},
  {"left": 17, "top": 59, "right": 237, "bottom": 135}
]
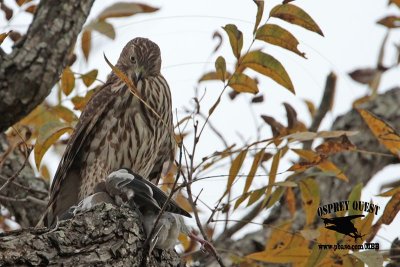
[{"left": 2, "top": 0, "right": 399, "bottom": 249}]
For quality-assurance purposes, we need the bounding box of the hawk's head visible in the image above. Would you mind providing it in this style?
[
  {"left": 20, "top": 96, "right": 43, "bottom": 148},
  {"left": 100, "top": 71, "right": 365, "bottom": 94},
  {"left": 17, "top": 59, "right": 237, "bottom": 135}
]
[{"left": 117, "top": 37, "right": 162, "bottom": 84}]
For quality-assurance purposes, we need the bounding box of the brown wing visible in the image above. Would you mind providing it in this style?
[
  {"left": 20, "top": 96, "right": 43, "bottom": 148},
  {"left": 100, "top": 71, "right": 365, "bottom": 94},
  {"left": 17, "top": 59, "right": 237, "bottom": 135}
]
[{"left": 42, "top": 81, "right": 117, "bottom": 226}]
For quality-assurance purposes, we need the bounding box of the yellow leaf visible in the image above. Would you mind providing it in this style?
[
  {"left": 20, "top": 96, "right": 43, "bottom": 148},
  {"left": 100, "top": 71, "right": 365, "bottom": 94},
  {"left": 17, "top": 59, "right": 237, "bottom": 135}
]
[
  {"left": 234, "top": 192, "right": 251, "bottom": 210},
  {"left": 34, "top": 121, "right": 73, "bottom": 169},
  {"left": 286, "top": 187, "right": 296, "bottom": 216},
  {"left": 253, "top": 0, "right": 264, "bottom": 34},
  {"left": 227, "top": 150, "right": 248, "bottom": 192},
  {"left": 299, "top": 178, "right": 320, "bottom": 225},
  {"left": 85, "top": 20, "right": 115, "bottom": 39},
  {"left": 358, "top": 109, "right": 400, "bottom": 158},
  {"left": 222, "top": 24, "right": 243, "bottom": 59},
  {"left": 40, "top": 165, "right": 50, "bottom": 181},
  {"left": 380, "top": 191, "right": 400, "bottom": 225},
  {"left": 199, "top": 71, "right": 230, "bottom": 82},
  {"left": 247, "top": 247, "right": 310, "bottom": 264},
  {"left": 269, "top": 4, "right": 324, "bottom": 36},
  {"left": 266, "top": 150, "right": 282, "bottom": 197},
  {"left": 81, "top": 69, "right": 98, "bottom": 87},
  {"left": 256, "top": 24, "right": 306, "bottom": 58},
  {"left": 303, "top": 243, "right": 328, "bottom": 267},
  {"left": 228, "top": 73, "right": 259, "bottom": 94},
  {"left": 215, "top": 56, "right": 227, "bottom": 82},
  {"left": 71, "top": 88, "right": 96, "bottom": 111},
  {"left": 51, "top": 105, "right": 78, "bottom": 123},
  {"left": 98, "top": 2, "right": 159, "bottom": 20},
  {"left": 81, "top": 30, "right": 91, "bottom": 61},
  {"left": 303, "top": 99, "right": 316, "bottom": 118},
  {"left": 264, "top": 186, "right": 285, "bottom": 209},
  {"left": 61, "top": 67, "right": 75, "bottom": 96},
  {"left": 247, "top": 187, "right": 266, "bottom": 206},
  {"left": 208, "top": 95, "right": 221, "bottom": 116},
  {"left": 378, "top": 186, "right": 400, "bottom": 197},
  {"left": 0, "top": 31, "right": 11, "bottom": 45},
  {"left": 241, "top": 51, "right": 294, "bottom": 93},
  {"left": 347, "top": 183, "right": 363, "bottom": 216},
  {"left": 243, "top": 148, "right": 265, "bottom": 194}
]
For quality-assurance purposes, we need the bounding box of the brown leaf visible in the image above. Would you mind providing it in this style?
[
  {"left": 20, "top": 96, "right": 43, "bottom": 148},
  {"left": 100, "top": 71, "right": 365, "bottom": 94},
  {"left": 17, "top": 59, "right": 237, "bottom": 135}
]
[
  {"left": 15, "top": 0, "right": 32, "bottom": 6},
  {"left": 199, "top": 71, "right": 230, "bottom": 82},
  {"left": 389, "top": 0, "right": 400, "bottom": 7},
  {"left": 243, "top": 148, "right": 265, "bottom": 194},
  {"left": 314, "top": 135, "right": 356, "bottom": 156},
  {"left": 348, "top": 68, "right": 380, "bottom": 84},
  {"left": 71, "top": 88, "right": 97, "bottom": 111},
  {"left": 261, "top": 115, "right": 286, "bottom": 137},
  {"left": 85, "top": 20, "right": 115, "bottom": 39},
  {"left": 303, "top": 99, "right": 316, "bottom": 118},
  {"left": 0, "top": 2, "right": 13, "bottom": 20},
  {"left": 215, "top": 56, "right": 227, "bottom": 82},
  {"left": 81, "top": 30, "right": 91, "bottom": 61},
  {"left": 286, "top": 187, "right": 296, "bottom": 216},
  {"left": 222, "top": 24, "right": 243, "bottom": 59},
  {"left": 8, "top": 31, "right": 21, "bottom": 42},
  {"left": 0, "top": 31, "right": 11, "bottom": 45},
  {"left": 358, "top": 109, "right": 400, "bottom": 158},
  {"left": 25, "top": 4, "right": 36, "bottom": 14},
  {"left": 251, "top": 94, "right": 264, "bottom": 103},
  {"left": 98, "top": 2, "right": 159, "bottom": 20},
  {"left": 377, "top": 15, "right": 400, "bottom": 28},
  {"left": 211, "top": 31, "right": 223, "bottom": 53},
  {"left": 61, "top": 67, "right": 75, "bottom": 96},
  {"left": 228, "top": 90, "right": 240, "bottom": 100},
  {"left": 269, "top": 4, "right": 324, "bottom": 36}
]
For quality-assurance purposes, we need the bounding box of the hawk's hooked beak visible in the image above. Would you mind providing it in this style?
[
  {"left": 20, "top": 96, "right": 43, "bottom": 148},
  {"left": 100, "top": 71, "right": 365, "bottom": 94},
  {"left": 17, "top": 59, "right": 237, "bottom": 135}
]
[{"left": 133, "top": 68, "right": 143, "bottom": 85}]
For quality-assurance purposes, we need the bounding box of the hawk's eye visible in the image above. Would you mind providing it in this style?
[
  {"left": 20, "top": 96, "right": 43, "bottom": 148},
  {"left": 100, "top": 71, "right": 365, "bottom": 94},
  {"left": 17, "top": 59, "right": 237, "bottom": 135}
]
[{"left": 130, "top": 55, "right": 136, "bottom": 63}]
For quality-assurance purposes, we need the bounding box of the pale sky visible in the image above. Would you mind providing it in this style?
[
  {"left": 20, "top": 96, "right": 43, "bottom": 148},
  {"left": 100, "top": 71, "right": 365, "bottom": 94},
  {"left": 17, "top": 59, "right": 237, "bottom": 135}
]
[{"left": 2, "top": 0, "right": 399, "bottom": 251}]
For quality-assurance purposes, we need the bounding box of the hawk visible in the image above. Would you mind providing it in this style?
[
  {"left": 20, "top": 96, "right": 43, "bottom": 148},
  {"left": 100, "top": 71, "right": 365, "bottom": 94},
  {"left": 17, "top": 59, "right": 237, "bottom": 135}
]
[{"left": 42, "top": 37, "right": 175, "bottom": 227}]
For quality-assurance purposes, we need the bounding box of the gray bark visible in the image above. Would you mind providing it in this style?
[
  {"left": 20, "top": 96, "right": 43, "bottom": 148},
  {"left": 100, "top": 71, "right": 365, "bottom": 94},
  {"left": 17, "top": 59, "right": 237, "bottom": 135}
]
[
  {"left": 0, "top": 203, "right": 183, "bottom": 266},
  {"left": 0, "top": 0, "right": 95, "bottom": 132}
]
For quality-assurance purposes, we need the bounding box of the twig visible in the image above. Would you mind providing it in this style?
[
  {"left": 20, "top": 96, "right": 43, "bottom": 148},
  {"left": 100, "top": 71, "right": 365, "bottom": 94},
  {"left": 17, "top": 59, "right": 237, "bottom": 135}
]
[
  {"left": 0, "top": 194, "right": 47, "bottom": 206},
  {"left": 0, "top": 147, "right": 32, "bottom": 193},
  {"left": 0, "top": 175, "right": 48, "bottom": 195},
  {"left": 304, "top": 72, "right": 337, "bottom": 150}
]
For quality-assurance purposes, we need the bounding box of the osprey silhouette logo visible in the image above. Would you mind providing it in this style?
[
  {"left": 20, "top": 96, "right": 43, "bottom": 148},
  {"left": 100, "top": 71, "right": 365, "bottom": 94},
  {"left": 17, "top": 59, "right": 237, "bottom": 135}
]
[
  {"left": 318, "top": 201, "right": 381, "bottom": 241},
  {"left": 321, "top": 215, "right": 365, "bottom": 241}
]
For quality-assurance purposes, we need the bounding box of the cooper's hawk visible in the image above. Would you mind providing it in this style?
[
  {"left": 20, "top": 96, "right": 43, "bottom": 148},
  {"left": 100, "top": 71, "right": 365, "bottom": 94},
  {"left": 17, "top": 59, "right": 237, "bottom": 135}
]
[{"left": 42, "top": 37, "right": 175, "bottom": 227}]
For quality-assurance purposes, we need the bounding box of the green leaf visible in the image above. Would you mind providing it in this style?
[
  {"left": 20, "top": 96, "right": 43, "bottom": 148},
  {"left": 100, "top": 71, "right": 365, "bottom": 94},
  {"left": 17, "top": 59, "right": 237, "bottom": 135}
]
[
  {"left": 256, "top": 24, "right": 306, "bottom": 58},
  {"left": 34, "top": 121, "right": 73, "bottom": 170},
  {"left": 228, "top": 73, "right": 259, "bottom": 94},
  {"left": 61, "top": 67, "right": 75, "bottom": 96},
  {"left": 85, "top": 20, "right": 116, "bottom": 39},
  {"left": 247, "top": 187, "right": 266, "bottom": 206},
  {"left": 81, "top": 30, "right": 91, "bottom": 61},
  {"left": 98, "top": 2, "right": 159, "bottom": 20},
  {"left": 253, "top": 0, "right": 264, "bottom": 34},
  {"left": 227, "top": 149, "right": 248, "bottom": 192},
  {"left": 241, "top": 51, "right": 294, "bottom": 93},
  {"left": 81, "top": 69, "right": 98, "bottom": 87},
  {"left": 215, "top": 56, "right": 227, "bottom": 82},
  {"left": 222, "top": 24, "right": 243, "bottom": 59},
  {"left": 269, "top": 4, "right": 324, "bottom": 36}
]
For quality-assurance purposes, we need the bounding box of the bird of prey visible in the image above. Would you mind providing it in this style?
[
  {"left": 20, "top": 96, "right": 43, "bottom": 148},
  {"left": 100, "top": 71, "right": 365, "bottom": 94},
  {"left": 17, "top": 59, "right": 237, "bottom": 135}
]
[{"left": 41, "top": 37, "right": 175, "bottom": 227}]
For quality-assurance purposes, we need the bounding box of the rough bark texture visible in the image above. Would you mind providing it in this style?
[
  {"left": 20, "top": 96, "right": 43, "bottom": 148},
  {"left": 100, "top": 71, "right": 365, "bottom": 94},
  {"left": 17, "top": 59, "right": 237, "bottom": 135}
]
[
  {"left": 0, "top": 203, "right": 183, "bottom": 267},
  {"left": 203, "top": 88, "right": 400, "bottom": 267},
  {"left": 0, "top": 0, "right": 95, "bottom": 132},
  {"left": 0, "top": 133, "right": 48, "bottom": 228}
]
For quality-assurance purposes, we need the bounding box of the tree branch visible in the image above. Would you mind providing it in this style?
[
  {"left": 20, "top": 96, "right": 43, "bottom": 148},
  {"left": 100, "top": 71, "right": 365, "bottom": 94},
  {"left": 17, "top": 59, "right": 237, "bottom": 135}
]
[
  {"left": 0, "top": 203, "right": 183, "bottom": 266},
  {"left": 0, "top": 0, "right": 95, "bottom": 132}
]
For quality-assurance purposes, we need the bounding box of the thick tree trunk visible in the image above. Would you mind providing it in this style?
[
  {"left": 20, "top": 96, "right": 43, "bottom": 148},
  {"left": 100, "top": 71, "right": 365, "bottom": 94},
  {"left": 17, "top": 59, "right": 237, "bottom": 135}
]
[
  {"left": 0, "top": 0, "right": 94, "bottom": 132},
  {"left": 0, "top": 203, "right": 183, "bottom": 266}
]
